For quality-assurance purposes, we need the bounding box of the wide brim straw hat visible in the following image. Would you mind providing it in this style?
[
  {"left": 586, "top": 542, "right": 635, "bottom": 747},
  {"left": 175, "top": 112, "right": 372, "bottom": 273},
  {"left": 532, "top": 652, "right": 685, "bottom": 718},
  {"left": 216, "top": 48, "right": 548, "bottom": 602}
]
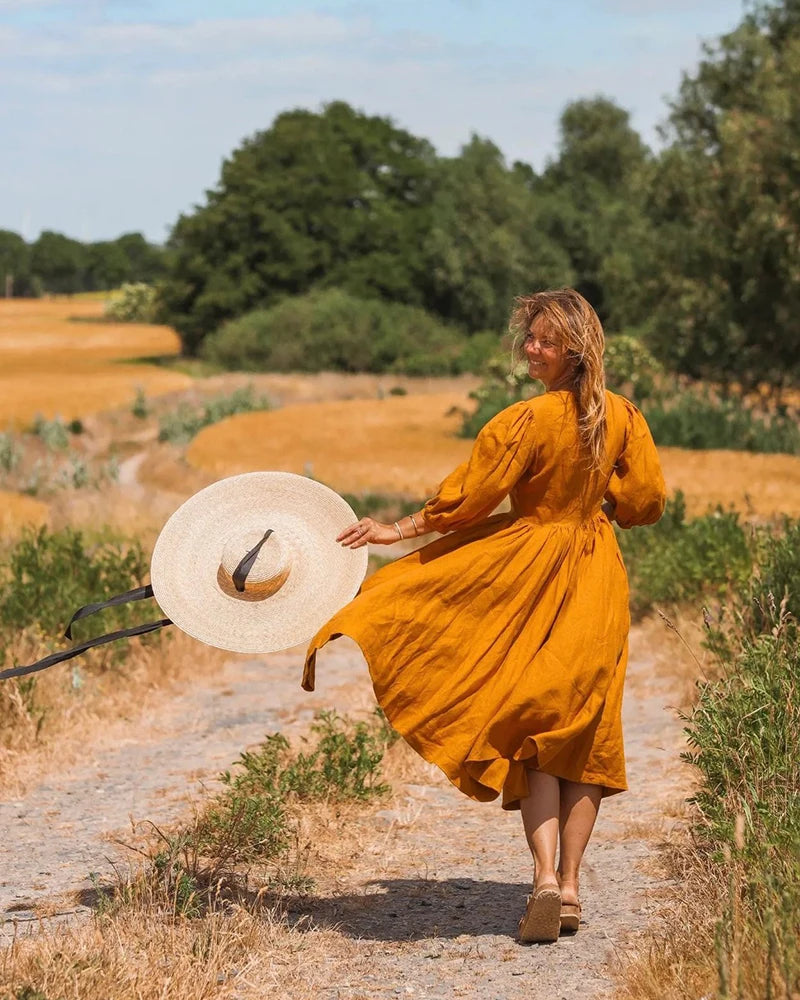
[{"left": 150, "top": 472, "right": 368, "bottom": 654}]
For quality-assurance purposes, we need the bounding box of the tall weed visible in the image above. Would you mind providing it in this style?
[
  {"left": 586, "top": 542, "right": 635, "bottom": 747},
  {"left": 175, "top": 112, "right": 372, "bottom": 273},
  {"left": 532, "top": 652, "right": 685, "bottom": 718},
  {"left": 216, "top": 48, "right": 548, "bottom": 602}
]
[
  {"left": 621, "top": 522, "right": 800, "bottom": 998},
  {"left": 31, "top": 415, "right": 70, "bottom": 452}
]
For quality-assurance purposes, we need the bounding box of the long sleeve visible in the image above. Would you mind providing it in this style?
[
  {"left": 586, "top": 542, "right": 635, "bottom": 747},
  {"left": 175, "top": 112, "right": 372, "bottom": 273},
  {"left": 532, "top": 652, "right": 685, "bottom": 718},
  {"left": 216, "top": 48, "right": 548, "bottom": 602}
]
[
  {"left": 422, "top": 401, "right": 536, "bottom": 533},
  {"left": 604, "top": 398, "right": 666, "bottom": 529}
]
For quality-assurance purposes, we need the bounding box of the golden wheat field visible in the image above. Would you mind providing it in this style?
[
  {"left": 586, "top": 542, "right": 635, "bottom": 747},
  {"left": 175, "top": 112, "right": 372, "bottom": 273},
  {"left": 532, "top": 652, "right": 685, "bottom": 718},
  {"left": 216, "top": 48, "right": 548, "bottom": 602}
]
[
  {"left": 186, "top": 393, "right": 475, "bottom": 497},
  {"left": 0, "top": 298, "right": 191, "bottom": 428}
]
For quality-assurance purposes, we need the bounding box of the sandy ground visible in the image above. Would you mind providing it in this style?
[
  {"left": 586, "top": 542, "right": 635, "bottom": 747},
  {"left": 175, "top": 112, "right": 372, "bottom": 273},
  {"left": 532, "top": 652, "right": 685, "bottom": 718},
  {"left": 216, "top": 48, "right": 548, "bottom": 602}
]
[{"left": 0, "top": 625, "right": 689, "bottom": 999}]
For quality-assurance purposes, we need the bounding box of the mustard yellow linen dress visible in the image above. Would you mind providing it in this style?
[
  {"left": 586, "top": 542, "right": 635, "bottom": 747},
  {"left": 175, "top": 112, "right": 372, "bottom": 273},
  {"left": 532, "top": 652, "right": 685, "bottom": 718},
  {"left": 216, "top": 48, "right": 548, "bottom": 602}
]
[{"left": 303, "top": 389, "right": 666, "bottom": 810}]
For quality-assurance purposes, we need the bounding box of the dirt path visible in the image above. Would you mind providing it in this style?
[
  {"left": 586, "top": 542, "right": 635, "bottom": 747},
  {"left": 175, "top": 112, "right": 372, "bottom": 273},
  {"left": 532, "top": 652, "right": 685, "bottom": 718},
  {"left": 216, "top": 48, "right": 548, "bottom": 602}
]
[{"left": 0, "top": 626, "right": 689, "bottom": 998}]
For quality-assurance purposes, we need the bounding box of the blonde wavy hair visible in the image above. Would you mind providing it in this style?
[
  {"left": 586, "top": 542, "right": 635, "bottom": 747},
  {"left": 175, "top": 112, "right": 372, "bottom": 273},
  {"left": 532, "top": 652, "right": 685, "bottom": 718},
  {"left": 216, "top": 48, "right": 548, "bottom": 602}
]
[{"left": 510, "top": 288, "right": 607, "bottom": 469}]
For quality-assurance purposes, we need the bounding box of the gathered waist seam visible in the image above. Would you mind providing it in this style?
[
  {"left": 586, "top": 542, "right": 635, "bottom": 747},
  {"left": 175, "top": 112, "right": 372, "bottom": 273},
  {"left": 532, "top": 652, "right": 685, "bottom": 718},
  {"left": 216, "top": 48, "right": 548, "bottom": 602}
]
[{"left": 515, "top": 510, "right": 607, "bottom": 530}]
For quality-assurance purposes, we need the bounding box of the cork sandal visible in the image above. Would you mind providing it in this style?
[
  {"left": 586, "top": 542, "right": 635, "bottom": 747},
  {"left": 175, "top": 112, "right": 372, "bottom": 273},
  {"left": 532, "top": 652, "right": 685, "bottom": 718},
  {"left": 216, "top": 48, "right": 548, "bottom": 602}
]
[
  {"left": 559, "top": 900, "right": 582, "bottom": 934},
  {"left": 518, "top": 881, "right": 562, "bottom": 943}
]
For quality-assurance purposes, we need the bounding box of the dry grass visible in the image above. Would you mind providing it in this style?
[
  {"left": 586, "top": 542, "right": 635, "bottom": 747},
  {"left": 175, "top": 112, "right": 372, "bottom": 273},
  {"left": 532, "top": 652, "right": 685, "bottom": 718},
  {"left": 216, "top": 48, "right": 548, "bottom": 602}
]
[
  {"left": 0, "top": 489, "right": 49, "bottom": 536},
  {"left": 0, "top": 298, "right": 191, "bottom": 428},
  {"left": 612, "top": 837, "right": 798, "bottom": 1000},
  {"left": 0, "top": 630, "right": 227, "bottom": 797},
  {"left": 1, "top": 904, "right": 371, "bottom": 1000},
  {"left": 627, "top": 611, "right": 711, "bottom": 709}
]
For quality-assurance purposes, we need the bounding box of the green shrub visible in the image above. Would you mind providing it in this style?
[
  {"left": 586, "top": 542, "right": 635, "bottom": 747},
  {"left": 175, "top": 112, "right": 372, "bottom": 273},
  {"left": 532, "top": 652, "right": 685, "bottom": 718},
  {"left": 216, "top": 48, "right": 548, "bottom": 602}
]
[
  {"left": 616, "top": 491, "right": 753, "bottom": 617},
  {"left": 158, "top": 385, "right": 271, "bottom": 444},
  {"left": 0, "top": 526, "right": 150, "bottom": 646},
  {"left": 605, "top": 333, "right": 663, "bottom": 402},
  {"left": 104, "top": 282, "right": 158, "bottom": 323},
  {"left": 114, "top": 711, "right": 395, "bottom": 916},
  {"left": 279, "top": 710, "right": 393, "bottom": 801},
  {"left": 201, "top": 288, "right": 471, "bottom": 376},
  {"left": 643, "top": 388, "right": 800, "bottom": 453},
  {"left": 194, "top": 711, "right": 392, "bottom": 868},
  {"left": 457, "top": 331, "right": 503, "bottom": 375}
]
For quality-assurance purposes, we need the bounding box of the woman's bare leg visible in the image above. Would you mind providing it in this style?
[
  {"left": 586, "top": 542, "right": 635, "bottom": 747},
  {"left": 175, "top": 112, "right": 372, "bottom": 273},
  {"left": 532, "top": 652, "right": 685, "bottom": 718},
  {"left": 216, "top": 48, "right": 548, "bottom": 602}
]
[
  {"left": 519, "top": 769, "right": 561, "bottom": 890},
  {"left": 556, "top": 779, "right": 602, "bottom": 904}
]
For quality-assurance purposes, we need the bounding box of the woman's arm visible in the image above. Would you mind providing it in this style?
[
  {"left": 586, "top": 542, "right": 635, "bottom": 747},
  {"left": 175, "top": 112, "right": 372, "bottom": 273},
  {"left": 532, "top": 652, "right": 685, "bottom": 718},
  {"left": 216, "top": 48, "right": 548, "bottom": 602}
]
[{"left": 337, "top": 509, "right": 433, "bottom": 550}]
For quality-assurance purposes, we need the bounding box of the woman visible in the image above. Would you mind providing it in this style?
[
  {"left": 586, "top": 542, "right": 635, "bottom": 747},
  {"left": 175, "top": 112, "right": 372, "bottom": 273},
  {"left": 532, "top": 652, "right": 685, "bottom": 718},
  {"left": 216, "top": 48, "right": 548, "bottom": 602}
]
[{"left": 303, "top": 288, "right": 666, "bottom": 943}]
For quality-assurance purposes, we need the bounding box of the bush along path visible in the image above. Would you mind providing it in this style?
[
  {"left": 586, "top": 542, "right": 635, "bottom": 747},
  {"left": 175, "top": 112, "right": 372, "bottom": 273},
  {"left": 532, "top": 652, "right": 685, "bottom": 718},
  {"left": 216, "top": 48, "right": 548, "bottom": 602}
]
[{"left": 0, "top": 624, "right": 690, "bottom": 1000}]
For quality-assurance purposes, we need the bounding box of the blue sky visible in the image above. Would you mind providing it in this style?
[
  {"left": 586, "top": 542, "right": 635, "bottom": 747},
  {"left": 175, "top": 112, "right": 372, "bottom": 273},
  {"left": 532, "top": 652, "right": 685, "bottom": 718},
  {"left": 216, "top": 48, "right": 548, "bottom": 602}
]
[{"left": 1, "top": 0, "right": 747, "bottom": 244}]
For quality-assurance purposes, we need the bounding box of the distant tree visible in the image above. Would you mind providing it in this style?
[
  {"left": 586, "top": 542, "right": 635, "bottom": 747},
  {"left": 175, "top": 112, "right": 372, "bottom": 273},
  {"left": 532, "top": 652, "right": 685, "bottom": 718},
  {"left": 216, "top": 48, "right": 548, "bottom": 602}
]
[
  {"left": 114, "top": 232, "right": 165, "bottom": 283},
  {"left": 160, "top": 101, "right": 437, "bottom": 354},
  {"left": 0, "top": 230, "right": 34, "bottom": 296},
  {"left": 644, "top": 0, "right": 800, "bottom": 391},
  {"left": 423, "top": 136, "right": 573, "bottom": 332},
  {"left": 536, "top": 98, "right": 653, "bottom": 330},
  {"left": 85, "top": 234, "right": 165, "bottom": 290},
  {"left": 30, "top": 231, "right": 87, "bottom": 295},
  {"left": 85, "top": 240, "right": 129, "bottom": 291}
]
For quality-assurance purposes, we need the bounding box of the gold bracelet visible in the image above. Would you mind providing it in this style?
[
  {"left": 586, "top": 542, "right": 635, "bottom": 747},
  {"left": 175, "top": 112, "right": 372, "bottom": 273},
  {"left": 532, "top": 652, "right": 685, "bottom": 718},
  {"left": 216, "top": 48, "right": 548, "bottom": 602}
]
[
  {"left": 393, "top": 521, "right": 404, "bottom": 541},
  {"left": 409, "top": 513, "right": 420, "bottom": 535}
]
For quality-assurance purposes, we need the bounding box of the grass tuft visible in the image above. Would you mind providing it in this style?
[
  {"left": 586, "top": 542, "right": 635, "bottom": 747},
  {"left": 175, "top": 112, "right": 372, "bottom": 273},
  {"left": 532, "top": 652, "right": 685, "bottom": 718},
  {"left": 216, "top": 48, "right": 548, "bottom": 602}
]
[
  {"left": 95, "top": 710, "right": 395, "bottom": 921},
  {"left": 158, "top": 384, "right": 271, "bottom": 444}
]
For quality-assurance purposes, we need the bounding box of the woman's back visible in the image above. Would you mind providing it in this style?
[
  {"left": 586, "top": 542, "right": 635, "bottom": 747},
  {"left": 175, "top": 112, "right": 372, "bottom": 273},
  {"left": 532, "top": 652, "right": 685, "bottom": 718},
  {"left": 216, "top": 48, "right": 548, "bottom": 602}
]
[{"left": 457, "top": 389, "right": 664, "bottom": 532}]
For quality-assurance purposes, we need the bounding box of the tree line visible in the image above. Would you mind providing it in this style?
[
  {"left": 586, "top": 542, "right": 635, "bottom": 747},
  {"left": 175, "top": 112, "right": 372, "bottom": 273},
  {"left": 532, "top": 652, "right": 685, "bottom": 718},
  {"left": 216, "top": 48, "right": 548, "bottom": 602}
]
[{"left": 0, "top": 230, "right": 165, "bottom": 297}]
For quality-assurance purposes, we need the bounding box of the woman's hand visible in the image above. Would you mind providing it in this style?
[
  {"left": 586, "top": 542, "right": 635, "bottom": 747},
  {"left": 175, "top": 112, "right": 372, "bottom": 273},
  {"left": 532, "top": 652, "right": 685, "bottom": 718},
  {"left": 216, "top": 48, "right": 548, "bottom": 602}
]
[{"left": 337, "top": 517, "right": 399, "bottom": 548}]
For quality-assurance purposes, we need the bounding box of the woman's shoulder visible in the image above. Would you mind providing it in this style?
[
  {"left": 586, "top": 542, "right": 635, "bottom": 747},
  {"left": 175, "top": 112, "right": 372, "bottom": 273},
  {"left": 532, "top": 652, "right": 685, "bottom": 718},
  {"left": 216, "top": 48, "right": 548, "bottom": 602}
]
[
  {"left": 605, "top": 389, "right": 644, "bottom": 421},
  {"left": 479, "top": 398, "right": 536, "bottom": 439}
]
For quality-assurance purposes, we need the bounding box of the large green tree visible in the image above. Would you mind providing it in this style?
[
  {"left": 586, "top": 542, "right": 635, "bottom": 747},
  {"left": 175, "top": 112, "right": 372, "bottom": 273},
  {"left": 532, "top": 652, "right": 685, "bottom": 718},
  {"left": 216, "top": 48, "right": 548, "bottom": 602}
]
[
  {"left": 423, "top": 136, "right": 573, "bottom": 332},
  {"left": 161, "top": 101, "right": 437, "bottom": 354},
  {"left": 644, "top": 0, "right": 800, "bottom": 391},
  {"left": 535, "top": 98, "right": 653, "bottom": 330}
]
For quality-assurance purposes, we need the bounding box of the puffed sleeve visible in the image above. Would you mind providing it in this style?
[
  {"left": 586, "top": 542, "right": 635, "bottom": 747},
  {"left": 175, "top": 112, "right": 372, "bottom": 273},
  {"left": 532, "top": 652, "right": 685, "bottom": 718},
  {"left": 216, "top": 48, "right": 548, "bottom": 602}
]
[
  {"left": 604, "top": 398, "right": 666, "bottom": 529},
  {"left": 422, "top": 401, "right": 536, "bottom": 533}
]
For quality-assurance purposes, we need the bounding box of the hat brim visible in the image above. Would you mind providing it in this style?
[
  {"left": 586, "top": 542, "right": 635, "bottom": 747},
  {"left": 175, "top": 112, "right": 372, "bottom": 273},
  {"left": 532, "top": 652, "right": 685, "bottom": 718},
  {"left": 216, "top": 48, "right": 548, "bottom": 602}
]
[{"left": 150, "top": 472, "right": 368, "bottom": 654}]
